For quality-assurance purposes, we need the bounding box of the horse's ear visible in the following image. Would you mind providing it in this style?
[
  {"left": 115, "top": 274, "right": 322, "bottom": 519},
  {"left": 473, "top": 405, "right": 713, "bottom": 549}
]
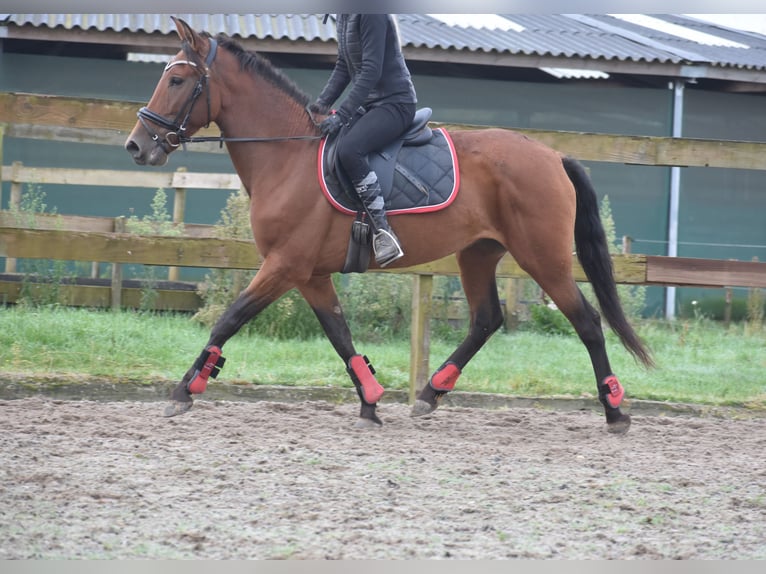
[{"left": 171, "top": 16, "right": 201, "bottom": 50}]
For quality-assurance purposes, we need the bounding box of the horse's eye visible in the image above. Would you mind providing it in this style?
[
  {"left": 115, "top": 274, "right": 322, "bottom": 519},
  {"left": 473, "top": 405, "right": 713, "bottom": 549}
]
[{"left": 169, "top": 76, "right": 184, "bottom": 87}]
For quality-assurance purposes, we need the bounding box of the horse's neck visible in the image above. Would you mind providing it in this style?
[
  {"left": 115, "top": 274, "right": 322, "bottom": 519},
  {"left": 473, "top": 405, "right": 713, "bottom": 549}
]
[
  {"left": 217, "top": 71, "right": 313, "bottom": 138},
  {"left": 216, "top": 78, "right": 316, "bottom": 193}
]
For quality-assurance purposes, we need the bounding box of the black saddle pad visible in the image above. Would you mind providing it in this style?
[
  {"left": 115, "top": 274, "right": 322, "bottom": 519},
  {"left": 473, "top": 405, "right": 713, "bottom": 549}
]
[{"left": 317, "top": 128, "right": 459, "bottom": 215}]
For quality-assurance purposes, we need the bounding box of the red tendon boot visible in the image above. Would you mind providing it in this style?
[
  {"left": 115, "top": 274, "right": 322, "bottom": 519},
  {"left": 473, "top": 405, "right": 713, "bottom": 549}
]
[
  {"left": 347, "top": 354, "right": 385, "bottom": 404},
  {"left": 429, "top": 362, "right": 461, "bottom": 392},
  {"left": 187, "top": 345, "right": 226, "bottom": 395},
  {"left": 602, "top": 374, "right": 625, "bottom": 408}
]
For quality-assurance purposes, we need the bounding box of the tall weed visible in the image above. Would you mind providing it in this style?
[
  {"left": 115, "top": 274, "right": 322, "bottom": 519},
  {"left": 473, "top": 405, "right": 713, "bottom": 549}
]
[
  {"left": 125, "top": 188, "right": 181, "bottom": 311},
  {"left": 12, "top": 184, "right": 67, "bottom": 307},
  {"left": 193, "top": 188, "right": 253, "bottom": 328},
  {"left": 746, "top": 286, "right": 764, "bottom": 334}
]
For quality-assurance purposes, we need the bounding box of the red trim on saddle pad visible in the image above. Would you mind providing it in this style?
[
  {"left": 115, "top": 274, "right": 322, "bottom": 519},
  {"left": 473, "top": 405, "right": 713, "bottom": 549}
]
[
  {"left": 603, "top": 374, "right": 625, "bottom": 408},
  {"left": 316, "top": 128, "right": 460, "bottom": 216},
  {"left": 347, "top": 354, "right": 385, "bottom": 404},
  {"left": 429, "top": 362, "right": 461, "bottom": 392}
]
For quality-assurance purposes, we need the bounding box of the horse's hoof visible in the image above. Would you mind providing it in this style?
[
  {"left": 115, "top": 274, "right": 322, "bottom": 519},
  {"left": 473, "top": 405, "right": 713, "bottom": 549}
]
[
  {"left": 163, "top": 400, "right": 193, "bottom": 418},
  {"left": 606, "top": 413, "right": 631, "bottom": 434},
  {"left": 355, "top": 416, "right": 382, "bottom": 429},
  {"left": 410, "top": 399, "right": 437, "bottom": 417}
]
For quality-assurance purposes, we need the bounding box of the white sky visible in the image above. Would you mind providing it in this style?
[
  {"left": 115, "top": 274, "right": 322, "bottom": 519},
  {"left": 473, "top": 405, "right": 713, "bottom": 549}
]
[
  {"left": 687, "top": 14, "right": 766, "bottom": 35},
  {"left": 428, "top": 13, "right": 766, "bottom": 38},
  {"left": 612, "top": 14, "right": 751, "bottom": 48}
]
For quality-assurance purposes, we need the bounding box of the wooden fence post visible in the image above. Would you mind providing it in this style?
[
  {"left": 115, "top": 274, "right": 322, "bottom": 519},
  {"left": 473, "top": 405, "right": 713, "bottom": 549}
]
[
  {"left": 409, "top": 273, "right": 433, "bottom": 404},
  {"left": 168, "top": 167, "right": 188, "bottom": 282},
  {"left": 5, "top": 161, "right": 23, "bottom": 273},
  {"left": 724, "top": 286, "right": 733, "bottom": 327},
  {"left": 111, "top": 216, "right": 126, "bottom": 310},
  {"left": 0, "top": 124, "right": 4, "bottom": 212},
  {"left": 504, "top": 278, "right": 520, "bottom": 331}
]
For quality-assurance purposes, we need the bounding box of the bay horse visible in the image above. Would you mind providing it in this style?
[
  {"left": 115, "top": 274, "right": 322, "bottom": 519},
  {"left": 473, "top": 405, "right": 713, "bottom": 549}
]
[{"left": 125, "top": 17, "right": 652, "bottom": 433}]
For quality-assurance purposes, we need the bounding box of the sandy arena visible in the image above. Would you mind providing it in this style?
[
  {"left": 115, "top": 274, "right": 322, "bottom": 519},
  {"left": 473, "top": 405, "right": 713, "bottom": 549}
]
[{"left": 1, "top": 395, "right": 764, "bottom": 559}]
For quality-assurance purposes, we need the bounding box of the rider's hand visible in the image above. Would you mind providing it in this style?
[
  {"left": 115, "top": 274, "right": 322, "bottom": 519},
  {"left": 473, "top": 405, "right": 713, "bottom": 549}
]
[{"left": 319, "top": 112, "right": 344, "bottom": 136}]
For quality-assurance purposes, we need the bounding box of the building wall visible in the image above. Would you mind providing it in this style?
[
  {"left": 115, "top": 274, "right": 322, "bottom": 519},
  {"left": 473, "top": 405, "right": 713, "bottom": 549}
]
[{"left": 2, "top": 50, "right": 765, "bottom": 316}]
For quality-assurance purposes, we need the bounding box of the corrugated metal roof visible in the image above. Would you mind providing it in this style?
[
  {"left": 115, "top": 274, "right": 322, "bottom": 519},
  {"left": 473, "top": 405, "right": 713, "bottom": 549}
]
[
  {"left": 397, "top": 14, "right": 685, "bottom": 63},
  {"left": 2, "top": 13, "right": 337, "bottom": 42},
  {"left": 4, "top": 13, "right": 766, "bottom": 73},
  {"left": 636, "top": 14, "right": 766, "bottom": 71}
]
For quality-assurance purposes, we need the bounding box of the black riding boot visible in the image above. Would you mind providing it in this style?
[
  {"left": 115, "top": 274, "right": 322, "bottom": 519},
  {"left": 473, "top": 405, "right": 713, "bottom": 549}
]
[{"left": 354, "top": 171, "right": 404, "bottom": 267}]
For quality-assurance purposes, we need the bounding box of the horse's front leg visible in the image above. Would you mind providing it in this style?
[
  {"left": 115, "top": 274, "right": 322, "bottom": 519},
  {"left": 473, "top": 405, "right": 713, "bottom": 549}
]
[
  {"left": 299, "top": 275, "right": 384, "bottom": 428},
  {"left": 412, "top": 242, "right": 505, "bottom": 416},
  {"left": 164, "top": 259, "right": 293, "bottom": 417}
]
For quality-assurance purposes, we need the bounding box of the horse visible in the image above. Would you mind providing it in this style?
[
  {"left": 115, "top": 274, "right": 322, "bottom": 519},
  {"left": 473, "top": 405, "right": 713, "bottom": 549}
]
[{"left": 125, "top": 17, "right": 653, "bottom": 434}]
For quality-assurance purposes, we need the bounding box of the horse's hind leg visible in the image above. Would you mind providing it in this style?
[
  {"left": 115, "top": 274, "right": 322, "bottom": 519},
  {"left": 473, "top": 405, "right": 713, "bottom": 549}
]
[
  {"left": 533, "top": 275, "right": 631, "bottom": 433},
  {"left": 299, "top": 275, "right": 383, "bottom": 428},
  {"left": 412, "top": 240, "right": 506, "bottom": 416}
]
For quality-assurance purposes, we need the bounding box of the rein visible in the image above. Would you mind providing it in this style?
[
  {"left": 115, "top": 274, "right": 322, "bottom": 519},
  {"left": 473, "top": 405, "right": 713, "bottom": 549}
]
[
  {"left": 137, "top": 37, "right": 321, "bottom": 150},
  {"left": 182, "top": 133, "right": 322, "bottom": 146}
]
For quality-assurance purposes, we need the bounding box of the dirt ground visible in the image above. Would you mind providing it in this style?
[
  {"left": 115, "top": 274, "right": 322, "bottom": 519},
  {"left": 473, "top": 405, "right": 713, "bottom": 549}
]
[{"left": 1, "top": 395, "right": 764, "bottom": 559}]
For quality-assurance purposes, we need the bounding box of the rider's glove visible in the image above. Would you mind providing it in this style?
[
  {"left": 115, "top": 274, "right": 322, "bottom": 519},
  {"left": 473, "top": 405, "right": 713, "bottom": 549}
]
[{"left": 319, "top": 112, "right": 345, "bottom": 136}]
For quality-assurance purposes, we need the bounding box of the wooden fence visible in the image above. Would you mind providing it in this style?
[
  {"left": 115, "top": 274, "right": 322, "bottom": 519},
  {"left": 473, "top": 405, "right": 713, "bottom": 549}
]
[
  {"left": 2, "top": 92, "right": 766, "bottom": 398},
  {"left": 2, "top": 163, "right": 765, "bottom": 400}
]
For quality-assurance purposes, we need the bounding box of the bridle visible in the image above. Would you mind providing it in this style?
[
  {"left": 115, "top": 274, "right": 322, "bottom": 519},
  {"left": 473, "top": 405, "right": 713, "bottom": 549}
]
[
  {"left": 137, "top": 38, "right": 218, "bottom": 151},
  {"left": 136, "top": 37, "right": 321, "bottom": 151}
]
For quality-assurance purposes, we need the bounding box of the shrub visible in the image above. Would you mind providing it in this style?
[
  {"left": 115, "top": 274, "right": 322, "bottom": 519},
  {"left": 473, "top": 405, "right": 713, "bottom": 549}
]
[
  {"left": 526, "top": 303, "right": 575, "bottom": 336},
  {"left": 12, "top": 184, "right": 67, "bottom": 307},
  {"left": 746, "top": 287, "right": 764, "bottom": 333},
  {"left": 193, "top": 188, "right": 253, "bottom": 328},
  {"left": 679, "top": 297, "right": 748, "bottom": 322},
  {"left": 125, "top": 188, "right": 181, "bottom": 311},
  {"left": 337, "top": 273, "right": 412, "bottom": 342}
]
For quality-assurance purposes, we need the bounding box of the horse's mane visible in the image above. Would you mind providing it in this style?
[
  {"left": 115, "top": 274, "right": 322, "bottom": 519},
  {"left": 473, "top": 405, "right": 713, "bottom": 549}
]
[{"left": 184, "top": 33, "right": 311, "bottom": 107}]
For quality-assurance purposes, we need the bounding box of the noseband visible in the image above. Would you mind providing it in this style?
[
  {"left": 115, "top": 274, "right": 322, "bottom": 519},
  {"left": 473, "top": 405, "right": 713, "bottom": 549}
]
[{"left": 137, "top": 38, "right": 218, "bottom": 150}]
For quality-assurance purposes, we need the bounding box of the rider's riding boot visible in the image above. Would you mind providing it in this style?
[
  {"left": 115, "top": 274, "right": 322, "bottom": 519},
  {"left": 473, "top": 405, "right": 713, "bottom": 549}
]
[{"left": 354, "top": 171, "right": 404, "bottom": 267}]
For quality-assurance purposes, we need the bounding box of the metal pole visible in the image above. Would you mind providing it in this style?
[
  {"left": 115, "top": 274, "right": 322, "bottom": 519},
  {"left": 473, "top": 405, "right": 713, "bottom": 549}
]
[{"left": 665, "top": 80, "right": 685, "bottom": 319}]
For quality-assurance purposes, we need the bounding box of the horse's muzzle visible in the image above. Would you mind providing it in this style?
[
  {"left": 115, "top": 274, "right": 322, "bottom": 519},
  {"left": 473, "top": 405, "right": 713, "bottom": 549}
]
[
  {"left": 125, "top": 138, "right": 147, "bottom": 165},
  {"left": 124, "top": 137, "right": 169, "bottom": 167}
]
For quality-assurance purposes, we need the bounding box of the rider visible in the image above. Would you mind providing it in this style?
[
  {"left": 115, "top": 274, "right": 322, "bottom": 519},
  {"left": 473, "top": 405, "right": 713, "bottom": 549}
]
[{"left": 312, "top": 14, "right": 417, "bottom": 267}]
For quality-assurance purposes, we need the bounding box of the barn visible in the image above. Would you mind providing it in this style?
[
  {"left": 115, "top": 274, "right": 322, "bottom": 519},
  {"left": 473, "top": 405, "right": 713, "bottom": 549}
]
[{"left": 1, "top": 13, "right": 765, "bottom": 317}]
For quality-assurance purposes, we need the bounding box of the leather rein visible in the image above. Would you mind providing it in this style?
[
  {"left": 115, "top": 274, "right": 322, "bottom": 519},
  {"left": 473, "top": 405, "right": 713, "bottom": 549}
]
[{"left": 136, "top": 38, "right": 321, "bottom": 151}]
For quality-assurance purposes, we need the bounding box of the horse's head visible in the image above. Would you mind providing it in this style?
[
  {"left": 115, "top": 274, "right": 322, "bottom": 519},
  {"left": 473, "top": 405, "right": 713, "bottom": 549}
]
[{"left": 125, "top": 17, "right": 220, "bottom": 166}]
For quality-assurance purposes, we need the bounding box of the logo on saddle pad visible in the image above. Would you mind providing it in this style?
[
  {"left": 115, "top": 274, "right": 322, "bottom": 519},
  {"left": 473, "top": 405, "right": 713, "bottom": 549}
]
[{"left": 317, "top": 108, "right": 460, "bottom": 216}]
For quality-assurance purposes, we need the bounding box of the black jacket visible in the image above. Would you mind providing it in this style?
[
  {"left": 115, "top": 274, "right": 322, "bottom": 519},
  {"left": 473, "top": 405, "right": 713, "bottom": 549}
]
[{"left": 316, "top": 14, "right": 417, "bottom": 121}]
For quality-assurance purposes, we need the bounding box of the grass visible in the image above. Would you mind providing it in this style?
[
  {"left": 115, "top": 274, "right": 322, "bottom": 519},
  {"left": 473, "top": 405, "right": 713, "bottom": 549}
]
[{"left": 1, "top": 306, "right": 764, "bottom": 407}]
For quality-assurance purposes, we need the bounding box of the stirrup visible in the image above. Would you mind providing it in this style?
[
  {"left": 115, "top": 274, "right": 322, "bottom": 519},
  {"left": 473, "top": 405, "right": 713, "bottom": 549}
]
[{"left": 372, "top": 229, "right": 404, "bottom": 267}]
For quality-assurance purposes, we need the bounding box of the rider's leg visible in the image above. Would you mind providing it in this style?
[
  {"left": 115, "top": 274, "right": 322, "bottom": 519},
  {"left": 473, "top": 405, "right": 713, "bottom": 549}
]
[
  {"left": 337, "top": 102, "right": 415, "bottom": 267},
  {"left": 352, "top": 171, "right": 403, "bottom": 267}
]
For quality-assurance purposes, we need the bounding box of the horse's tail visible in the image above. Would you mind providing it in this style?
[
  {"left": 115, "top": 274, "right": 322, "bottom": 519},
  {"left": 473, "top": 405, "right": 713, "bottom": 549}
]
[{"left": 562, "top": 156, "right": 654, "bottom": 368}]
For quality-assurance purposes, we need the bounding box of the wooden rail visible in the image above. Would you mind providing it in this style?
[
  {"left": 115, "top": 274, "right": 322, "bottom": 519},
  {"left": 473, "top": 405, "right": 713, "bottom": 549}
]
[
  {"left": 3, "top": 227, "right": 764, "bottom": 288},
  {"left": 2, "top": 226, "right": 765, "bottom": 399},
  {"left": 0, "top": 162, "right": 242, "bottom": 191},
  {"left": 0, "top": 161, "right": 243, "bottom": 282},
  {"left": 4, "top": 92, "right": 766, "bottom": 169}
]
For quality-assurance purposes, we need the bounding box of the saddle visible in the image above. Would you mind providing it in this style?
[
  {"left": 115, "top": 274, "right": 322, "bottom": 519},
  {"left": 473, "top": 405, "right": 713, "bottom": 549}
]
[{"left": 318, "top": 107, "right": 460, "bottom": 273}]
